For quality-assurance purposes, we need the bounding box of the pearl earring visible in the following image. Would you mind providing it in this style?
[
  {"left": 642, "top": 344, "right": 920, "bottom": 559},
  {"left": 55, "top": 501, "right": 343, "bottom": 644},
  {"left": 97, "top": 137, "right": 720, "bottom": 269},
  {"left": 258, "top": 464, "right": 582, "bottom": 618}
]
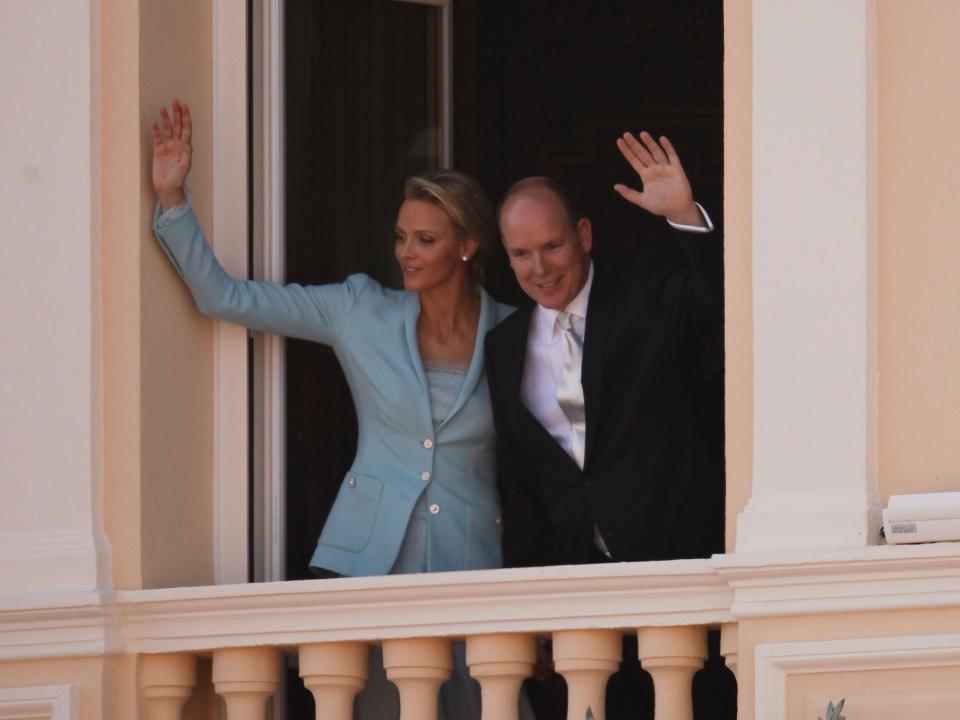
[{"left": 461, "top": 255, "right": 470, "bottom": 262}]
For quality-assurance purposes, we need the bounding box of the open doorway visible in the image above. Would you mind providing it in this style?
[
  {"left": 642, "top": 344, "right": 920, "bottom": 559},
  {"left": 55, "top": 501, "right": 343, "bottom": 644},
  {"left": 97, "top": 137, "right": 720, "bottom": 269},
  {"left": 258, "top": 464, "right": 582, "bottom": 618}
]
[
  {"left": 282, "top": 0, "right": 724, "bottom": 580},
  {"left": 279, "top": 1, "right": 725, "bottom": 715}
]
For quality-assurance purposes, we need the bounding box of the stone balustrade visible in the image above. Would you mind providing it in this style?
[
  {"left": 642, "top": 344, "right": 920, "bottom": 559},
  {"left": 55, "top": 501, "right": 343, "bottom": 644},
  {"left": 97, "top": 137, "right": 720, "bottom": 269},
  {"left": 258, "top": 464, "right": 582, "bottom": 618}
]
[
  {"left": 129, "top": 559, "right": 736, "bottom": 720},
  {"left": 143, "top": 626, "right": 725, "bottom": 720},
  {"left": 8, "top": 543, "right": 960, "bottom": 719}
]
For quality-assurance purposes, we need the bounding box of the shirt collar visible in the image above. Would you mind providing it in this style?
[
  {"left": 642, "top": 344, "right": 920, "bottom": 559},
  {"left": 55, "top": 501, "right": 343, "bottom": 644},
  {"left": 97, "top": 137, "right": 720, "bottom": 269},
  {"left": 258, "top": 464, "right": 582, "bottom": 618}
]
[{"left": 534, "top": 261, "right": 594, "bottom": 339}]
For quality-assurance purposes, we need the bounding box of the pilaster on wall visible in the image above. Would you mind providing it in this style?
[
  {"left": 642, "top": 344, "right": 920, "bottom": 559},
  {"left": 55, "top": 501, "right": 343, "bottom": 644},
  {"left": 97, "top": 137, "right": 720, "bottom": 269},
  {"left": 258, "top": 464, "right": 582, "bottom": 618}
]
[
  {"left": 735, "top": 0, "right": 881, "bottom": 551},
  {"left": 0, "top": 0, "right": 112, "bottom": 594},
  {"left": 138, "top": 0, "right": 218, "bottom": 590}
]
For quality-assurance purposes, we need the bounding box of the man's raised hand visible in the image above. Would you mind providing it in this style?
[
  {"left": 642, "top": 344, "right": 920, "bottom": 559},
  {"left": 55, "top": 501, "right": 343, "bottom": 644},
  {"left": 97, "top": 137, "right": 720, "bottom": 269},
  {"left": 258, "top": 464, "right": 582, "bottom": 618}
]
[
  {"left": 613, "top": 131, "right": 705, "bottom": 228},
  {"left": 151, "top": 99, "right": 192, "bottom": 210}
]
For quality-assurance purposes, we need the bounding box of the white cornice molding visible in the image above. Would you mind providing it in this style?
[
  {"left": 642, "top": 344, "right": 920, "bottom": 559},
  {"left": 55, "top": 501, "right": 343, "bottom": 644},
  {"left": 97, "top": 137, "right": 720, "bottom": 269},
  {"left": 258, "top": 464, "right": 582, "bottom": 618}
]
[
  {"left": 714, "top": 542, "right": 960, "bottom": 617},
  {"left": 3, "top": 546, "right": 960, "bottom": 661}
]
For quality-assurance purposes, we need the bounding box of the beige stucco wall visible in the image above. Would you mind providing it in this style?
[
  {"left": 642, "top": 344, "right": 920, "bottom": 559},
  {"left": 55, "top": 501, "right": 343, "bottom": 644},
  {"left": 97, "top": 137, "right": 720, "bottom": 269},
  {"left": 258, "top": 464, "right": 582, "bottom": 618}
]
[
  {"left": 101, "top": 0, "right": 216, "bottom": 590},
  {"left": 0, "top": 656, "right": 135, "bottom": 720},
  {"left": 736, "top": 607, "right": 960, "bottom": 720},
  {"left": 137, "top": 0, "right": 216, "bottom": 590},
  {"left": 877, "top": 0, "right": 960, "bottom": 502},
  {"left": 102, "top": 0, "right": 144, "bottom": 592},
  {"left": 722, "top": 2, "right": 960, "bottom": 714},
  {"left": 725, "top": 0, "right": 960, "bottom": 542},
  {"left": 788, "top": 665, "right": 960, "bottom": 720},
  {"left": 723, "top": 0, "right": 753, "bottom": 552}
]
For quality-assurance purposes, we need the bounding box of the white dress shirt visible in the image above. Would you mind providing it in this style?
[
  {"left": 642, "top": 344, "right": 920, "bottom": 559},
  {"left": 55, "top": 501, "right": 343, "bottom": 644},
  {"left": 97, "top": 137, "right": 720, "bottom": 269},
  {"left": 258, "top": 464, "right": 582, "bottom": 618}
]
[{"left": 521, "top": 263, "right": 594, "bottom": 456}]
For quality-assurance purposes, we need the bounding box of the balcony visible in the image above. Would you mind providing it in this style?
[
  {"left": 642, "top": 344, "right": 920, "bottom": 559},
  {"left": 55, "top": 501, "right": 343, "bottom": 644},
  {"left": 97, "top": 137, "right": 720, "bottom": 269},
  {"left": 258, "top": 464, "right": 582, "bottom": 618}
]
[
  {"left": 129, "top": 559, "right": 734, "bottom": 720},
  {"left": 4, "top": 543, "right": 960, "bottom": 719}
]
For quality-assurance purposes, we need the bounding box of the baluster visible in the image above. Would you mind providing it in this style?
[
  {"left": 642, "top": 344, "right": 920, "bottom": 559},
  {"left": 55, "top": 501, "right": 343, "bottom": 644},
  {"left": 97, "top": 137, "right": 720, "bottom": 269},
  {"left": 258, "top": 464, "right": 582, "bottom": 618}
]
[
  {"left": 466, "top": 633, "right": 536, "bottom": 720},
  {"left": 142, "top": 653, "right": 197, "bottom": 720},
  {"left": 212, "top": 647, "right": 281, "bottom": 720},
  {"left": 637, "top": 626, "right": 707, "bottom": 720},
  {"left": 382, "top": 637, "right": 453, "bottom": 720},
  {"left": 553, "top": 629, "right": 621, "bottom": 720},
  {"left": 299, "top": 641, "right": 369, "bottom": 719},
  {"left": 720, "top": 623, "right": 739, "bottom": 680}
]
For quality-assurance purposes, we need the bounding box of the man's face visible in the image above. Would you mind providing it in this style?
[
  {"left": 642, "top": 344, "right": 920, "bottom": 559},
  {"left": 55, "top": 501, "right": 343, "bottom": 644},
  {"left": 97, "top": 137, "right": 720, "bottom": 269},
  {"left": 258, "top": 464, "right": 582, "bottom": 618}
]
[{"left": 500, "top": 188, "right": 592, "bottom": 310}]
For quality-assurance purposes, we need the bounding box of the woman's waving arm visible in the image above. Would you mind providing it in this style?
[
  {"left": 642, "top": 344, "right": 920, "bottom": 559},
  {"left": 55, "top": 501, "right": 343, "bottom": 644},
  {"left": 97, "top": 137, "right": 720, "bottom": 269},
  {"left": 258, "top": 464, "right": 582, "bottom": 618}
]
[{"left": 151, "top": 100, "right": 371, "bottom": 345}]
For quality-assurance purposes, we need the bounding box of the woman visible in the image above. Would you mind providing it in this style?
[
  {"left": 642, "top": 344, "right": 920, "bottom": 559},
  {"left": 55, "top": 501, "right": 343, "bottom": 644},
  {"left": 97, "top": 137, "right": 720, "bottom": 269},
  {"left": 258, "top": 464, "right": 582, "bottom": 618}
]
[{"left": 151, "top": 99, "right": 518, "bottom": 718}]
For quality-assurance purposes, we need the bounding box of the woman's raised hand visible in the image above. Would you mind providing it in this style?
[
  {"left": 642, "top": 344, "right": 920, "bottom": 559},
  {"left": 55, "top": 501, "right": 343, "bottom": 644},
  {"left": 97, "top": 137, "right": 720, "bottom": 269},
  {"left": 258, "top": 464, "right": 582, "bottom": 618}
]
[
  {"left": 613, "top": 131, "right": 705, "bottom": 228},
  {"left": 151, "top": 99, "right": 192, "bottom": 210}
]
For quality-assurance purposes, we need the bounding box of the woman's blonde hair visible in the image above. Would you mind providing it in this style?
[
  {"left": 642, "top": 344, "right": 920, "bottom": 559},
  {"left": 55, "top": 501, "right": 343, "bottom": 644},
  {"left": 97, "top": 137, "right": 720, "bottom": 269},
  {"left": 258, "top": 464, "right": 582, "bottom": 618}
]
[{"left": 404, "top": 170, "right": 497, "bottom": 284}]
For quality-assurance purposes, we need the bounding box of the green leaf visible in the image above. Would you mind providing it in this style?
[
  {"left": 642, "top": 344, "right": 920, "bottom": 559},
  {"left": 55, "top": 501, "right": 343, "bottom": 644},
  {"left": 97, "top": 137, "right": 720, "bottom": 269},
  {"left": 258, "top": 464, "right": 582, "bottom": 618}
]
[{"left": 819, "top": 698, "right": 846, "bottom": 720}]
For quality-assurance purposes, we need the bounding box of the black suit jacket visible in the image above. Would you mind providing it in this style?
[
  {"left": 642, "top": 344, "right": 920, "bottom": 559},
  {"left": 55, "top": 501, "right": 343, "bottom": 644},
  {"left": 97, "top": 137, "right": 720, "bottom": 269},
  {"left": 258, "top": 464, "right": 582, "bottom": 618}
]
[{"left": 485, "top": 227, "right": 725, "bottom": 567}]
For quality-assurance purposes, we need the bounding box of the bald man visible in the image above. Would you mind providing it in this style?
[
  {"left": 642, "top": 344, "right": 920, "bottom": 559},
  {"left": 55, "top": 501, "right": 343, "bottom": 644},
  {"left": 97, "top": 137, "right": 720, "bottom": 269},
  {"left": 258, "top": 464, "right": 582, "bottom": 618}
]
[{"left": 485, "top": 132, "right": 725, "bottom": 568}]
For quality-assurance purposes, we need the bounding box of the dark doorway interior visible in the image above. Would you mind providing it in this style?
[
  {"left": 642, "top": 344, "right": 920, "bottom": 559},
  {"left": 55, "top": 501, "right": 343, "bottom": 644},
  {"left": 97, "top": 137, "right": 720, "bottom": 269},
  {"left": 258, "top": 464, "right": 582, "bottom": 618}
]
[
  {"left": 283, "top": 0, "right": 441, "bottom": 583},
  {"left": 281, "top": 1, "right": 727, "bottom": 717},
  {"left": 453, "top": 0, "right": 724, "bottom": 302}
]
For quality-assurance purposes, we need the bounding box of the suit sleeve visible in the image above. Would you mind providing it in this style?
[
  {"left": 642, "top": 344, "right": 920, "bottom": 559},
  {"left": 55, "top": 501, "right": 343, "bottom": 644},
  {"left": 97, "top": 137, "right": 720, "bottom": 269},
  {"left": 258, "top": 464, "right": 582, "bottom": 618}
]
[
  {"left": 153, "top": 203, "right": 370, "bottom": 345},
  {"left": 486, "top": 333, "right": 556, "bottom": 568},
  {"left": 641, "top": 219, "right": 724, "bottom": 335}
]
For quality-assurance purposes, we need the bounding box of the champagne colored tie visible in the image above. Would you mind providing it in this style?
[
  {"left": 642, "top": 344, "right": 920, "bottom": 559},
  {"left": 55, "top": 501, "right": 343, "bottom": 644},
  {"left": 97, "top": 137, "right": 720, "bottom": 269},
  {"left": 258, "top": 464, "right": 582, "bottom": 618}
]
[
  {"left": 556, "top": 311, "right": 586, "bottom": 469},
  {"left": 557, "top": 311, "right": 612, "bottom": 557}
]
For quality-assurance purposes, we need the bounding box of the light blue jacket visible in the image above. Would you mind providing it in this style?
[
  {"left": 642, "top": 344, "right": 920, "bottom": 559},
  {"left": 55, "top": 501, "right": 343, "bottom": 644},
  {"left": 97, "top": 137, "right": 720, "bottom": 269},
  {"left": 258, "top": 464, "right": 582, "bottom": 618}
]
[{"left": 154, "top": 205, "right": 514, "bottom": 577}]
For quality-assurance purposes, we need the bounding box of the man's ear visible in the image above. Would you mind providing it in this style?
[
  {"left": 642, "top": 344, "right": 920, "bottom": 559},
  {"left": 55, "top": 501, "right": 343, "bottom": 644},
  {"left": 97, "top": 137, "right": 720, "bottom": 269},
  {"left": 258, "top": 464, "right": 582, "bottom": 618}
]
[{"left": 576, "top": 217, "right": 593, "bottom": 254}]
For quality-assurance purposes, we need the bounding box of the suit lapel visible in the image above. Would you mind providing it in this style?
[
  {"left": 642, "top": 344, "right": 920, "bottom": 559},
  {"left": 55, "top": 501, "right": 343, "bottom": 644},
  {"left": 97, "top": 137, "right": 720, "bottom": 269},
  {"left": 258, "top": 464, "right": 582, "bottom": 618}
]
[
  {"left": 581, "top": 261, "right": 614, "bottom": 467},
  {"left": 403, "top": 292, "right": 435, "bottom": 428},
  {"left": 501, "top": 301, "right": 533, "bottom": 405},
  {"left": 435, "top": 288, "right": 494, "bottom": 431}
]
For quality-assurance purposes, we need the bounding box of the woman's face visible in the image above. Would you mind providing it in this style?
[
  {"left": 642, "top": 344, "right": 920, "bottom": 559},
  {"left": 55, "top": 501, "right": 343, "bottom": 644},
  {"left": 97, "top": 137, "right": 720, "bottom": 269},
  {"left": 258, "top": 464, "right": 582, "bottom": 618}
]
[{"left": 394, "top": 199, "right": 475, "bottom": 293}]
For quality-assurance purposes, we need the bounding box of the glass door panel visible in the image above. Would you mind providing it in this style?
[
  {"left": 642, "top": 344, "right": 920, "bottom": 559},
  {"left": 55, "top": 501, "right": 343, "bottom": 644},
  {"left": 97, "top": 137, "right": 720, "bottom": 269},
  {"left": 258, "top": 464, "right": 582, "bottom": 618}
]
[{"left": 283, "top": 0, "right": 444, "bottom": 582}]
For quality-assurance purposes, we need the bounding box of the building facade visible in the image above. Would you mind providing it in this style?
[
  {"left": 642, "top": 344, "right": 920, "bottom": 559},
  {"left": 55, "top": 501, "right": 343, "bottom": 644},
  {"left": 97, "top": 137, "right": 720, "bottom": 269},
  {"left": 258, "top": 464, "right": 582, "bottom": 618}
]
[{"left": 2, "top": 0, "right": 960, "bottom": 718}]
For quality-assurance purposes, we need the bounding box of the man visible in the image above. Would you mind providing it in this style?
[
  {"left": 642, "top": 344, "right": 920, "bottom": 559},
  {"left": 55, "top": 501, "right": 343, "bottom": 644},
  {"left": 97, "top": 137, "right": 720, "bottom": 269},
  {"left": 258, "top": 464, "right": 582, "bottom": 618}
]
[{"left": 485, "top": 131, "right": 724, "bottom": 568}]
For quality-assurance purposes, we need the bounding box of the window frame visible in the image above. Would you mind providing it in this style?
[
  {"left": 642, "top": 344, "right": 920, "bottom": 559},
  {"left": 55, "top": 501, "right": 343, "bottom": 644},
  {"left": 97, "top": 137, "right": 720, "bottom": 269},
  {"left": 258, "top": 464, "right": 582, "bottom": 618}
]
[{"left": 212, "top": 0, "right": 454, "bottom": 584}]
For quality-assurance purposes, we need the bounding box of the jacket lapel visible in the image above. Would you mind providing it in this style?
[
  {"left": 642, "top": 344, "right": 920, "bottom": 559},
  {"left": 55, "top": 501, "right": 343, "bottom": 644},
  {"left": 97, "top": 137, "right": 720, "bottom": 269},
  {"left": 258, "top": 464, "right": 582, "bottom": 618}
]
[
  {"left": 403, "top": 292, "right": 434, "bottom": 427},
  {"left": 581, "top": 262, "right": 614, "bottom": 467},
  {"left": 435, "top": 288, "right": 495, "bottom": 431}
]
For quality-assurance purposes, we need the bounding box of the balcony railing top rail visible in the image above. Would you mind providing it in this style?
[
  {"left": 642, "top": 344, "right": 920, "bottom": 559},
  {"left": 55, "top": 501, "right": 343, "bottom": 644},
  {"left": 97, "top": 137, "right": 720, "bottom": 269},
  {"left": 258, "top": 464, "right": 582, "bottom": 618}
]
[
  {"left": 120, "top": 558, "right": 732, "bottom": 654},
  {"left": 2, "top": 543, "right": 959, "bottom": 663}
]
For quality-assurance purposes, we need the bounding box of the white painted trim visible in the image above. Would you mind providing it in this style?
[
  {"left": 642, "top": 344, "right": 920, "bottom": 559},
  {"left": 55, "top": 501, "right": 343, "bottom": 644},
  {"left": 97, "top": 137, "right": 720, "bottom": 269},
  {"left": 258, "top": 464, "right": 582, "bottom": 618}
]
[
  {"left": 251, "top": 0, "right": 287, "bottom": 583},
  {"left": 87, "top": 0, "right": 114, "bottom": 595},
  {"left": 0, "top": 684, "right": 77, "bottom": 720},
  {"left": 755, "top": 634, "right": 960, "bottom": 720},
  {"left": 737, "top": 0, "right": 882, "bottom": 552},
  {"left": 211, "top": 0, "right": 251, "bottom": 586}
]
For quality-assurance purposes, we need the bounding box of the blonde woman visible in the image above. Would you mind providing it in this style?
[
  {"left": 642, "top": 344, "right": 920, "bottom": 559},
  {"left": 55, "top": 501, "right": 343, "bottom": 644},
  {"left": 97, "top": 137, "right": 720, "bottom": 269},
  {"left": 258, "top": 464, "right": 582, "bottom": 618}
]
[{"left": 151, "top": 99, "right": 524, "bottom": 718}]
